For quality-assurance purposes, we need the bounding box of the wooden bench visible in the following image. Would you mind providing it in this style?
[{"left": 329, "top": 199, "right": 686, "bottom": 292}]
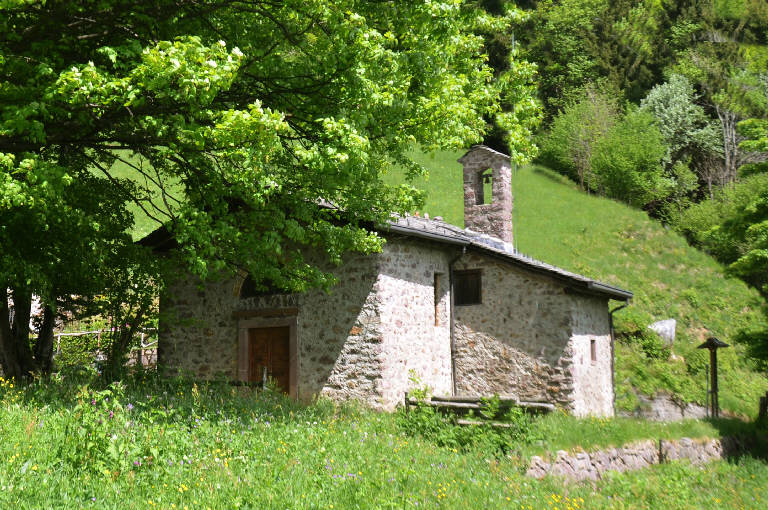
[{"left": 404, "top": 394, "right": 555, "bottom": 413}]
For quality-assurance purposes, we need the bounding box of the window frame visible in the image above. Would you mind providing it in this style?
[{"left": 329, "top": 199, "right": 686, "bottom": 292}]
[{"left": 453, "top": 269, "right": 482, "bottom": 306}]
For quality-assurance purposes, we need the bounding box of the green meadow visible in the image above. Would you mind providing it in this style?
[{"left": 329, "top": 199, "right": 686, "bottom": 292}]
[{"left": 1, "top": 374, "right": 766, "bottom": 509}]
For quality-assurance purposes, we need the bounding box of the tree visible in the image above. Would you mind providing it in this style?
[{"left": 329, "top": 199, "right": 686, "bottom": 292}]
[
  {"left": 591, "top": 108, "right": 669, "bottom": 208},
  {"left": 0, "top": 1, "right": 539, "bottom": 379},
  {"left": 672, "top": 0, "right": 768, "bottom": 188},
  {"left": 522, "top": 0, "right": 688, "bottom": 123},
  {"left": 473, "top": 1, "right": 542, "bottom": 156},
  {"left": 538, "top": 86, "right": 617, "bottom": 190},
  {"left": 640, "top": 74, "right": 722, "bottom": 179}
]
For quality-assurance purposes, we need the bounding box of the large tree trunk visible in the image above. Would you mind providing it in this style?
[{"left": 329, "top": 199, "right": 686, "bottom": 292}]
[
  {"left": 0, "top": 290, "right": 23, "bottom": 380},
  {"left": 0, "top": 287, "right": 57, "bottom": 379},
  {"left": 10, "top": 288, "right": 36, "bottom": 374}
]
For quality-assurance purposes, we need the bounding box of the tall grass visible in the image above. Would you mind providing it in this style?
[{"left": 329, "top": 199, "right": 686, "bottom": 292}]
[{"left": 1, "top": 374, "right": 766, "bottom": 509}]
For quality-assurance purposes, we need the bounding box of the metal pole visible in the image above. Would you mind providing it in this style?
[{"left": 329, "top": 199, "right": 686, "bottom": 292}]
[
  {"left": 705, "top": 363, "right": 709, "bottom": 418},
  {"left": 710, "top": 348, "right": 719, "bottom": 418}
]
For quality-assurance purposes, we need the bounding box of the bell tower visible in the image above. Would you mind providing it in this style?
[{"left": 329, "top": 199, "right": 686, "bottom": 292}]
[{"left": 458, "top": 145, "right": 513, "bottom": 243}]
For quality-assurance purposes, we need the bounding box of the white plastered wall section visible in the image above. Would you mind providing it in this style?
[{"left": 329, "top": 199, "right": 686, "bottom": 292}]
[
  {"left": 374, "top": 237, "right": 454, "bottom": 409},
  {"left": 568, "top": 294, "right": 614, "bottom": 417}
]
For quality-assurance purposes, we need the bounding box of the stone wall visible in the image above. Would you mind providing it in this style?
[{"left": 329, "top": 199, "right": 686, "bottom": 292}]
[
  {"left": 452, "top": 253, "right": 613, "bottom": 416},
  {"left": 278, "top": 253, "right": 383, "bottom": 405},
  {"left": 160, "top": 235, "right": 453, "bottom": 410},
  {"left": 452, "top": 253, "right": 576, "bottom": 409},
  {"left": 160, "top": 252, "right": 386, "bottom": 404},
  {"left": 160, "top": 234, "right": 615, "bottom": 415},
  {"left": 159, "top": 275, "right": 242, "bottom": 379},
  {"left": 526, "top": 436, "right": 748, "bottom": 482}
]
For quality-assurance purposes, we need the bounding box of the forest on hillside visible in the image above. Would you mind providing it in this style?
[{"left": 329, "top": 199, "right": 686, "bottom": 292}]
[{"left": 482, "top": 0, "right": 768, "bottom": 368}]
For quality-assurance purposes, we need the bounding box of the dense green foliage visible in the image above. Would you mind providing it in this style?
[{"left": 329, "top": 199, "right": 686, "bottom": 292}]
[
  {"left": 521, "top": 0, "right": 689, "bottom": 122},
  {"left": 677, "top": 173, "right": 768, "bottom": 368},
  {"left": 524, "top": 3, "right": 768, "bottom": 371},
  {"left": 0, "top": 0, "right": 541, "bottom": 379},
  {"left": 1, "top": 374, "right": 766, "bottom": 509},
  {"left": 386, "top": 155, "right": 767, "bottom": 415},
  {"left": 523, "top": 0, "right": 768, "bottom": 121},
  {"left": 639, "top": 74, "right": 722, "bottom": 173},
  {"left": 537, "top": 87, "right": 617, "bottom": 190},
  {"left": 591, "top": 109, "right": 669, "bottom": 208},
  {"left": 529, "top": 1, "right": 768, "bottom": 213}
]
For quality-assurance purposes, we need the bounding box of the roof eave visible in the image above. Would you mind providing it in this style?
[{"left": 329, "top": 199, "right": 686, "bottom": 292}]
[{"left": 383, "top": 222, "right": 632, "bottom": 302}]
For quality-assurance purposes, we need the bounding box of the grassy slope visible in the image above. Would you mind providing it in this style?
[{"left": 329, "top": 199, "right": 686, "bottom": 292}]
[
  {"left": 104, "top": 154, "right": 176, "bottom": 241},
  {"left": 1, "top": 376, "right": 766, "bottom": 509},
  {"left": 385, "top": 152, "right": 768, "bottom": 416}
]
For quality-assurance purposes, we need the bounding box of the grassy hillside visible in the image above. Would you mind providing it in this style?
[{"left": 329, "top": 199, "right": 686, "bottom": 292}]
[
  {"left": 2, "top": 375, "right": 766, "bottom": 509},
  {"left": 385, "top": 153, "right": 768, "bottom": 417}
]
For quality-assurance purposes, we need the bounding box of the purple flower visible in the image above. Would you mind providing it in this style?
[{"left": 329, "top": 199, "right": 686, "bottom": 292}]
[
  {"left": 109, "top": 411, "right": 114, "bottom": 419},
  {"left": 126, "top": 403, "right": 134, "bottom": 411},
  {"left": 91, "top": 400, "right": 96, "bottom": 406},
  {"left": 134, "top": 461, "right": 140, "bottom": 466}
]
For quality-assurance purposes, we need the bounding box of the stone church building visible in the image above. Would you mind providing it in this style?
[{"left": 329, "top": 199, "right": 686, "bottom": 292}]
[{"left": 154, "top": 146, "right": 632, "bottom": 416}]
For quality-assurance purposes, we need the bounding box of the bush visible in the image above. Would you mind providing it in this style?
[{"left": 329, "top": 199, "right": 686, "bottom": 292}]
[
  {"left": 592, "top": 108, "right": 669, "bottom": 208},
  {"left": 537, "top": 86, "right": 618, "bottom": 190},
  {"left": 55, "top": 332, "right": 104, "bottom": 369},
  {"left": 397, "top": 381, "right": 541, "bottom": 456}
]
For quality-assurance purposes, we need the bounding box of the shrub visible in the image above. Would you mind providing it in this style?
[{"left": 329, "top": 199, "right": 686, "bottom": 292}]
[
  {"left": 592, "top": 108, "right": 669, "bottom": 208},
  {"left": 397, "top": 381, "right": 540, "bottom": 456},
  {"left": 537, "top": 86, "right": 618, "bottom": 190}
]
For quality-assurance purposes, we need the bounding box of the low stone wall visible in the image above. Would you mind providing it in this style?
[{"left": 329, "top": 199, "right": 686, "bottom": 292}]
[
  {"left": 526, "top": 436, "right": 747, "bottom": 482},
  {"left": 620, "top": 392, "right": 707, "bottom": 421}
]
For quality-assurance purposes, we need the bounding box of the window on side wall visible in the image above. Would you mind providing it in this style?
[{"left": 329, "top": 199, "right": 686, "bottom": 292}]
[{"left": 454, "top": 269, "right": 482, "bottom": 306}]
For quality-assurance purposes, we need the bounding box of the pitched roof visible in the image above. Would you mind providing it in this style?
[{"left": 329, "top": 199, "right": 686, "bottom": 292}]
[
  {"left": 457, "top": 144, "right": 510, "bottom": 164},
  {"left": 384, "top": 215, "right": 632, "bottom": 301},
  {"left": 138, "top": 208, "right": 632, "bottom": 301}
]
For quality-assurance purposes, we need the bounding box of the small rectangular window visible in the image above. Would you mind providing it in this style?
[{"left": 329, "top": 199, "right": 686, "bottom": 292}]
[
  {"left": 590, "top": 339, "right": 597, "bottom": 363},
  {"left": 434, "top": 273, "right": 441, "bottom": 326},
  {"left": 454, "top": 269, "right": 481, "bottom": 306}
]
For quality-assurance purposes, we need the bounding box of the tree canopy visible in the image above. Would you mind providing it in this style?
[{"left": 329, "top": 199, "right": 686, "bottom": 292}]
[{"left": 0, "top": 1, "right": 539, "bottom": 378}]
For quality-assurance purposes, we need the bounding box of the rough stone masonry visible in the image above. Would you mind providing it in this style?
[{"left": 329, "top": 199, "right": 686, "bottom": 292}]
[{"left": 526, "top": 436, "right": 749, "bottom": 482}]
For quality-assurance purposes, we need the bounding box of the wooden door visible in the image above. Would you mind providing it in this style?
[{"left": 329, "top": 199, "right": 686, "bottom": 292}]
[{"left": 248, "top": 326, "right": 290, "bottom": 393}]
